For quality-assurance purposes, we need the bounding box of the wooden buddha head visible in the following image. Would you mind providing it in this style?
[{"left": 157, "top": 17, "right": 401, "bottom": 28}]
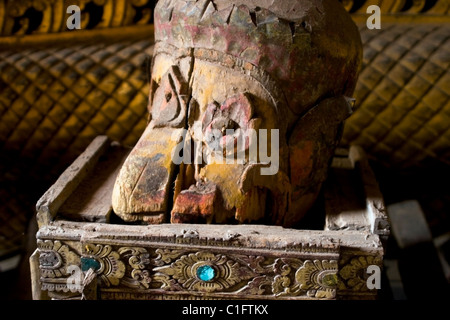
[{"left": 112, "top": 0, "right": 362, "bottom": 227}]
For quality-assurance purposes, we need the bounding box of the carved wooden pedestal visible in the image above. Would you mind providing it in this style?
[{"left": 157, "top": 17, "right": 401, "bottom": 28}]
[{"left": 30, "top": 136, "right": 389, "bottom": 300}]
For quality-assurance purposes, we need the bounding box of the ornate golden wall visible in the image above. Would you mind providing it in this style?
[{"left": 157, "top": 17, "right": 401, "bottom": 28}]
[
  {"left": 0, "top": 0, "right": 448, "bottom": 267},
  {"left": 343, "top": 0, "right": 450, "bottom": 168},
  {"left": 0, "top": 0, "right": 154, "bottom": 36},
  {"left": 344, "top": 23, "right": 449, "bottom": 167},
  {"left": 0, "top": 0, "right": 157, "bottom": 263}
]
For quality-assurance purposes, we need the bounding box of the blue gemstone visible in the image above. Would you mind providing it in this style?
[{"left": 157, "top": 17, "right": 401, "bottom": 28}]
[
  {"left": 197, "top": 265, "right": 215, "bottom": 281},
  {"left": 81, "top": 257, "right": 100, "bottom": 272}
]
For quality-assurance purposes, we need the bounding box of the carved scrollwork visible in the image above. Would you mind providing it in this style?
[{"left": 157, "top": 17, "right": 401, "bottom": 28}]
[
  {"left": 296, "top": 260, "right": 339, "bottom": 299},
  {"left": 83, "top": 244, "right": 152, "bottom": 289},
  {"left": 154, "top": 252, "right": 257, "bottom": 293},
  {"left": 118, "top": 247, "right": 151, "bottom": 289},
  {"left": 7, "top": 0, "right": 50, "bottom": 18},
  {"left": 37, "top": 240, "right": 80, "bottom": 278},
  {"left": 339, "top": 256, "right": 382, "bottom": 292},
  {"left": 37, "top": 240, "right": 81, "bottom": 293},
  {"left": 152, "top": 248, "right": 185, "bottom": 266},
  {"left": 35, "top": 241, "right": 348, "bottom": 299},
  {"left": 84, "top": 244, "right": 125, "bottom": 287},
  {"left": 270, "top": 258, "right": 299, "bottom": 296},
  {"left": 2, "top": 1, "right": 447, "bottom": 37},
  {"left": 149, "top": 249, "right": 339, "bottom": 299}
]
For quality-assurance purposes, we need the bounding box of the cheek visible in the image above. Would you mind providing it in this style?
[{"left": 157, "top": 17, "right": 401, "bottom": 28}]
[
  {"left": 290, "top": 140, "right": 315, "bottom": 192},
  {"left": 200, "top": 93, "right": 257, "bottom": 154},
  {"left": 201, "top": 94, "right": 254, "bottom": 131}
]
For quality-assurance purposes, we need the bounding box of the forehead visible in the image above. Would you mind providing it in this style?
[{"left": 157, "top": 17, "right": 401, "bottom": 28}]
[{"left": 151, "top": 52, "right": 274, "bottom": 108}]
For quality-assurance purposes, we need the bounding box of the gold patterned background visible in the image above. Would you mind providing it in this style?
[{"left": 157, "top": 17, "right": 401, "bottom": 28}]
[{"left": 343, "top": 23, "right": 449, "bottom": 167}]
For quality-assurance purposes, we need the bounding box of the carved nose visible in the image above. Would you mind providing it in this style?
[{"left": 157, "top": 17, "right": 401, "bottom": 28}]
[
  {"left": 112, "top": 124, "right": 186, "bottom": 223},
  {"left": 112, "top": 65, "right": 190, "bottom": 223}
]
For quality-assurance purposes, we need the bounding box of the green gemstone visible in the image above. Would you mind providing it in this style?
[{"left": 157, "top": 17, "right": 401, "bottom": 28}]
[
  {"left": 197, "top": 265, "right": 215, "bottom": 281},
  {"left": 322, "top": 273, "right": 338, "bottom": 287},
  {"left": 81, "top": 257, "right": 100, "bottom": 272}
]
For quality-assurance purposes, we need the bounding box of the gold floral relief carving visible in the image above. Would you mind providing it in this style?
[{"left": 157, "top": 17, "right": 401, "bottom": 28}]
[
  {"left": 153, "top": 252, "right": 257, "bottom": 293},
  {"left": 83, "top": 244, "right": 152, "bottom": 289},
  {"left": 150, "top": 249, "right": 339, "bottom": 299},
  {"left": 339, "top": 256, "right": 382, "bottom": 292},
  {"left": 37, "top": 239, "right": 80, "bottom": 279},
  {"left": 118, "top": 246, "right": 151, "bottom": 289},
  {"left": 84, "top": 244, "right": 126, "bottom": 287},
  {"left": 36, "top": 241, "right": 372, "bottom": 299},
  {"left": 296, "top": 260, "right": 339, "bottom": 299}
]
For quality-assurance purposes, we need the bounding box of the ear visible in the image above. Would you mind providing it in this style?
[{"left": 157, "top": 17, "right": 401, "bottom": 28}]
[{"left": 150, "top": 65, "right": 190, "bottom": 129}]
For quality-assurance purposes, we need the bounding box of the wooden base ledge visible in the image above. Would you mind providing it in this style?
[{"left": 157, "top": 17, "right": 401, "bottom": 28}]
[{"left": 32, "top": 136, "right": 388, "bottom": 300}]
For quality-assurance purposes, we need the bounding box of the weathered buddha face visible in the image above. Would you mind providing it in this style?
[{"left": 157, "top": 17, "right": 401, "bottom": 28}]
[
  {"left": 112, "top": 0, "right": 362, "bottom": 227},
  {"left": 113, "top": 48, "right": 291, "bottom": 225}
]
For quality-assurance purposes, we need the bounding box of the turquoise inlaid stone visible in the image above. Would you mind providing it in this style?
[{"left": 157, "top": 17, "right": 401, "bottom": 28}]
[
  {"left": 322, "top": 273, "right": 338, "bottom": 287},
  {"left": 81, "top": 257, "right": 100, "bottom": 272},
  {"left": 197, "top": 265, "right": 215, "bottom": 281}
]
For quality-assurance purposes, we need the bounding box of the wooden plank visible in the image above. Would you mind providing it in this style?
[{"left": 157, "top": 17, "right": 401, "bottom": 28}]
[
  {"left": 36, "top": 136, "right": 110, "bottom": 227},
  {"left": 349, "top": 146, "right": 390, "bottom": 241},
  {"left": 38, "top": 221, "right": 383, "bottom": 255},
  {"left": 325, "top": 146, "right": 390, "bottom": 246},
  {"left": 58, "top": 144, "right": 130, "bottom": 223},
  {"left": 29, "top": 249, "right": 49, "bottom": 300},
  {"left": 325, "top": 148, "right": 370, "bottom": 232}
]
